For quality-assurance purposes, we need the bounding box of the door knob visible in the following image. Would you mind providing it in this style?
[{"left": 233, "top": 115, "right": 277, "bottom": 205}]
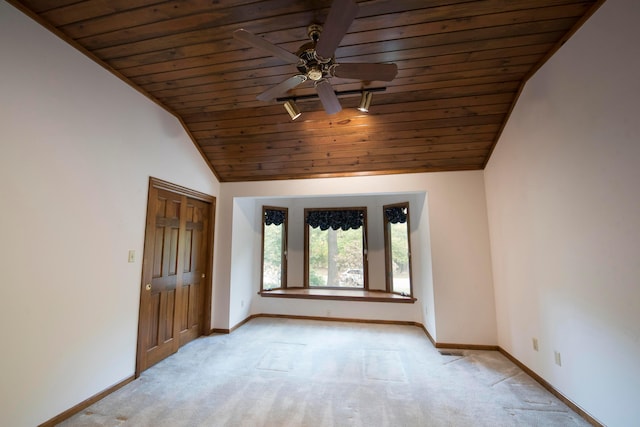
[{"left": 145, "top": 283, "right": 152, "bottom": 291}]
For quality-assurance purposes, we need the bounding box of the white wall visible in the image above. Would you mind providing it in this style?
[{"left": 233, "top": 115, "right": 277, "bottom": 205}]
[
  {"left": 0, "top": 3, "right": 219, "bottom": 426},
  {"left": 216, "top": 171, "right": 496, "bottom": 346},
  {"left": 484, "top": 0, "right": 640, "bottom": 425}
]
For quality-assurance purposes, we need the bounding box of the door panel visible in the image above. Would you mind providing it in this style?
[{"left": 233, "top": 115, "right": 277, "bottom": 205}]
[
  {"left": 140, "top": 189, "right": 185, "bottom": 369},
  {"left": 137, "top": 179, "right": 215, "bottom": 375},
  {"left": 179, "top": 198, "right": 209, "bottom": 346}
]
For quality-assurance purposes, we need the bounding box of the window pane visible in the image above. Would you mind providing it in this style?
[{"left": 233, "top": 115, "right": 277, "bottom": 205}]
[
  {"left": 263, "top": 222, "right": 283, "bottom": 289},
  {"left": 309, "top": 226, "right": 364, "bottom": 288},
  {"left": 389, "top": 221, "right": 410, "bottom": 295},
  {"left": 384, "top": 203, "right": 412, "bottom": 296}
]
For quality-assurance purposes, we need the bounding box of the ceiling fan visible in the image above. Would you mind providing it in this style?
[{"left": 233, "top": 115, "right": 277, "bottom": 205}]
[{"left": 233, "top": 0, "right": 398, "bottom": 115}]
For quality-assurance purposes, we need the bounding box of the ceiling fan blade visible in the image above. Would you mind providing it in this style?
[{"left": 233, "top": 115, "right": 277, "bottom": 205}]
[
  {"left": 315, "top": 0, "right": 359, "bottom": 60},
  {"left": 332, "top": 62, "right": 398, "bottom": 82},
  {"left": 315, "top": 79, "right": 342, "bottom": 115},
  {"left": 234, "top": 29, "right": 300, "bottom": 64},
  {"left": 257, "top": 75, "right": 307, "bottom": 102}
]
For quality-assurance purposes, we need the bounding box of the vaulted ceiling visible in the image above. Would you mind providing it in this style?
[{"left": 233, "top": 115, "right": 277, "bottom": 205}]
[{"left": 10, "top": 0, "right": 603, "bottom": 182}]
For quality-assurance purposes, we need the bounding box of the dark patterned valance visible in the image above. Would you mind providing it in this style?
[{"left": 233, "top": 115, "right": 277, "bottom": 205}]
[
  {"left": 384, "top": 206, "right": 407, "bottom": 224},
  {"left": 264, "top": 209, "right": 286, "bottom": 226},
  {"left": 306, "top": 210, "right": 364, "bottom": 231}
]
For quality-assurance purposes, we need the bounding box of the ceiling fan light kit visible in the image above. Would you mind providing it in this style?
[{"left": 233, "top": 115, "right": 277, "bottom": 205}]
[
  {"left": 357, "top": 91, "right": 373, "bottom": 113},
  {"left": 277, "top": 87, "right": 385, "bottom": 120},
  {"left": 283, "top": 100, "right": 302, "bottom": 120},
  {"left": 233, "top": 0, "right": 398, "bottom": 119}
]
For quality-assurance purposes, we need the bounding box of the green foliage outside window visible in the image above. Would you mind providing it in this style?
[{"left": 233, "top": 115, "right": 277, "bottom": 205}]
[
  {"left": 262, "top": 222, "right": 283, "bottom": 289},
  {"left": 389, "top": 222, "right": 409, "bottom": 273},
  {"left": 308, "top": 226, "right": 364, "bottom": 287}
]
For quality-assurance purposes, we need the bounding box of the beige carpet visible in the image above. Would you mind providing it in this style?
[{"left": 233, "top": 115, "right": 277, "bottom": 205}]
[{"left": 59, "top": 318, "right": 590, "bottom": 426}]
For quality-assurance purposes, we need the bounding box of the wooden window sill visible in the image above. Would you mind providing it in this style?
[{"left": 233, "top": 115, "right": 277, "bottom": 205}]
[{"left": 259, "top": 288, "right": 416, "bottom": 303}]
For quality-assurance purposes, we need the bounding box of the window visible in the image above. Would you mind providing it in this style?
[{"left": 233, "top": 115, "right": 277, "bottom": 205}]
[
  {"left": 383, "top": 203, "right": 412, "bottom": 296},
  {"left": 261, "top": 206, "right": 287, "bottom": 290},
  {"left": 304, "top": 208, "right": 368, "bottom": 289}
]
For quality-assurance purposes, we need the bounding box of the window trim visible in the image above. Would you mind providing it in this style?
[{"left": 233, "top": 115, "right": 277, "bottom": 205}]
[
  {"left": 261, "top": 205, "right": 288, "bottom": 291},
  {"left": 383, "top": 202, "right": 413, "bottom": 297},
  {"left": 303, "top": 207, "right": 369, "bottom": 290}
]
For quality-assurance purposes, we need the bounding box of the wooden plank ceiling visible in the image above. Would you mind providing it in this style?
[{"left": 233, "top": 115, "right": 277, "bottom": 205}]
[{"left": 11, "top": 0, "right": 603, "bottom": 182}]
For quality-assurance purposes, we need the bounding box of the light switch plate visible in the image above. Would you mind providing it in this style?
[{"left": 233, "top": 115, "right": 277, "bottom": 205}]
[{"left": 554, "top": 351, "right": 562, "bottom": 366}]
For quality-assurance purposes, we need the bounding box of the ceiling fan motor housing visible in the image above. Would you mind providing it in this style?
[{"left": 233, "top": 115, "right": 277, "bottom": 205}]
[
  {"left": 296, "top": 25, "right": 334, "bottom": 81},
  {"left": 296, "top": 47, "right": 332, "bottom": 81}
]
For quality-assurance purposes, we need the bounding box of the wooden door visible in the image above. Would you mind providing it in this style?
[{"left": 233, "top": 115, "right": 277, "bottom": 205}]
[{"left": 136, "top": 179, "right": 214, "bottom": 375}]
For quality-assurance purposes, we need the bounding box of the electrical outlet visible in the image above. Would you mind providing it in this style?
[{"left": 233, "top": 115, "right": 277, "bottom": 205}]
[
  {"left": 554, "top": 351, "right": 562, "bottom": 366},
  {"left": 532, "top": 338, "right": 539, "bottom": 351}
]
